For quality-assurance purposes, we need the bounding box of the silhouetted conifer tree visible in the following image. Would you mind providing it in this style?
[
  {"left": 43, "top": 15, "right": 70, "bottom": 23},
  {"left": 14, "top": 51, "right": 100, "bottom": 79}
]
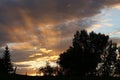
[
  {"left": 2, "top": 46, "right": 13, "bottom": 74},
  {"left": 0, "top": 58, "right": 5, "bottom": 74}
]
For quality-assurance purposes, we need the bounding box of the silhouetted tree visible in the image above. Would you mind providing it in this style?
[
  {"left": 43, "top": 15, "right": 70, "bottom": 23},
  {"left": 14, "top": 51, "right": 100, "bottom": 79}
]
[
  {"left": 58, "top": 30, "right": 109, "bottom": 76},
  {"left": 39, "top": 62, "right": 63, "bottom": 76},
  {"left": 97, "top": 41, "right": 117, "bottom": 76},
  {"left": 39, "top": 62, "right": 55, "bottom": 76},
  {"left": 2, "top": 46, "right": 13, "bottom": 74},
  {"left": 115, "top": 61, "right": 120, "bottom": 76},
  {"left": 114, "top": 46, "right": 120, "bottom": 76},
  {"left": 0, "top": 58, "right": 5, "bottom": 74},
  {"left": 55, "top": 66, "right": 64, "bottom": 76}
]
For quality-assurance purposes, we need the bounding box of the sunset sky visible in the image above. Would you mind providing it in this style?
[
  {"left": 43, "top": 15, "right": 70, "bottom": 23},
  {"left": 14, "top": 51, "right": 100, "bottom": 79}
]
[{"left": 0, "top": 0, "right": 120, "bottom": 76}]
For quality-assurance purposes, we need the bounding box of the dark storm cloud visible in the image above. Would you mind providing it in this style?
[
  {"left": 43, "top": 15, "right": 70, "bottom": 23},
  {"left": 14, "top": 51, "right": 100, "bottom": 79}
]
[
  {"left": 0, "top": 0, "right": 120, "bottom": 43},
  {"left": 55, "top": 18, "right": 95, "bottom": 38},
  {"left": 0, "top": 0, "right": 119, "bottom": 23}
]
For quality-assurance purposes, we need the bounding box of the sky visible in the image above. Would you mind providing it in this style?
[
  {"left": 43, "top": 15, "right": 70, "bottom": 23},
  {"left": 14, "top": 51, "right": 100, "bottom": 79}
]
[{"left": 0, "top": 0, "right": 120, "bottom": 76}]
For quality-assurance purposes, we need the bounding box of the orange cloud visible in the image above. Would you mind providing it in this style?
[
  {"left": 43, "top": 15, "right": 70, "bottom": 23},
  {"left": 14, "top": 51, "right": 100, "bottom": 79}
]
[
  {"left": 87, "top": 24, "right": 102, "bottom": 32},
  {"left": 40, "top": 48, "right": 53, "bottom": 54},
  {"left": 9, "top": 42, "right": 34, "bottom": 50},
  {"left": 113, "top": 3, "right": 120, "bottom": 10},
  {"left": 29, "top": 53, "right": 42, "bottom": 58}
]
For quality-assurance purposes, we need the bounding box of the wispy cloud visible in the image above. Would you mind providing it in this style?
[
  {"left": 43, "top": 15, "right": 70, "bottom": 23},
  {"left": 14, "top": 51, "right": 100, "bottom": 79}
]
[
  {"left": 87, "top": 24, "right": 102, "bottom": 32},
  {"left": 109, "top": 30, "right": 120, "bottom": 36}
]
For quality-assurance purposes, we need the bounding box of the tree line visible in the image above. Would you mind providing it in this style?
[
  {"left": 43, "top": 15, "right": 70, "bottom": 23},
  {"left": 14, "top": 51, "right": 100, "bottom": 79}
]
[{"left": 1, "top": 30, "right": 120, "bottom": 77}]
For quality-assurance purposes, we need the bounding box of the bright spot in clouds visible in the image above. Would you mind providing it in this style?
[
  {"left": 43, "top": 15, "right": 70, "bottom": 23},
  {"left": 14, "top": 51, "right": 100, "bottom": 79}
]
[{"left": 40, "top": 48, "right": 53, "bottom": 54}]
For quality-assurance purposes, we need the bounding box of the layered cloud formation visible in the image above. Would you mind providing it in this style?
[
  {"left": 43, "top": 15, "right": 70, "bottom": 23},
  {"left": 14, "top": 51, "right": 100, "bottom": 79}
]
[{"left": 0, "top": 0, "right": 120, "bottom": 75}]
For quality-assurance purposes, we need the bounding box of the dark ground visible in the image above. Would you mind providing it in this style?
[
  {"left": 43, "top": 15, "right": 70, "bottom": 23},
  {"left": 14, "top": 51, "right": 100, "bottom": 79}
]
[{"left": 0, "top": 74, "right": 120, "bottom": 80}]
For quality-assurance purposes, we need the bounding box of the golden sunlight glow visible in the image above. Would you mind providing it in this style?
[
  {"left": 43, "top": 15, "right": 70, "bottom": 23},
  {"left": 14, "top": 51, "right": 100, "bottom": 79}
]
[
  {"left": 35, "top": 56, "right": 59, "bottom": 62},
  {"left": 29, "top": 53, "right": 42, "bottom": 58},
  {"left": 14, "top": 56, "right": 59, "bottom": 68},
  {"left": 40, "top": 48, "right": 53, "bottom": 54},
  {"left": 14, "top": 55, "right": 59, "bottom": 76},
  {"left": 113, "top": 4, "right": 120, "bottom": 10}
]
